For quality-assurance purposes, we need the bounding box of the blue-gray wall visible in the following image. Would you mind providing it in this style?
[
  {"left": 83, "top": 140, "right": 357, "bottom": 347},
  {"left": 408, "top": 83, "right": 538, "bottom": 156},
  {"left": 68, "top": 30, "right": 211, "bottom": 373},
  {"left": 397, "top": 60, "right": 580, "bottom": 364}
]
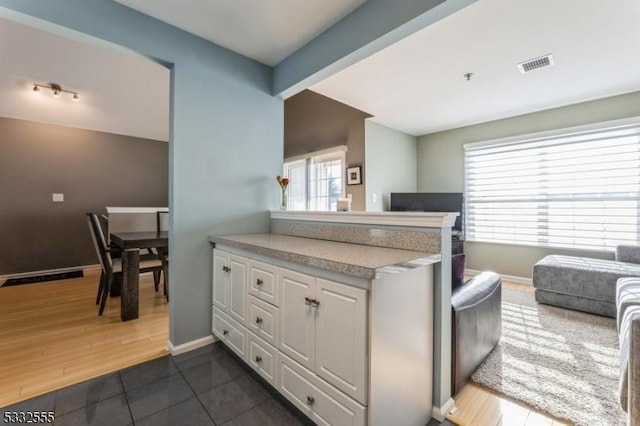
[
  {"left": 0, "top": 0, "right": 479, "bottom": 354},
  {"left": 0, "top": 0, "right": 283, "bottom": 345}
]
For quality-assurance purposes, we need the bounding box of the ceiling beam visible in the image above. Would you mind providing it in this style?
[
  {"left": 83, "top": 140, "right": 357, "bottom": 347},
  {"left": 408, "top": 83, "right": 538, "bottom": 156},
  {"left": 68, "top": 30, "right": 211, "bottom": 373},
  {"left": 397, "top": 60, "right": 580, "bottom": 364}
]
[{"left": 272, "top": 0, "right": 477, "bottom": 99}]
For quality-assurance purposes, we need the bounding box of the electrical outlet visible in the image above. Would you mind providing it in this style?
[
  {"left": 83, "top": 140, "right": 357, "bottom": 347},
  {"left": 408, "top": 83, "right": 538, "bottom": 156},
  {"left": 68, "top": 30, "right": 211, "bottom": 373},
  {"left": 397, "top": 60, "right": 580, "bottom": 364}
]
[
  {"left": 52, "top": 193, "right": 64, "bottom": 202},
  {"left": 372, "top": 193, "right": 377, "bottom": 203}
]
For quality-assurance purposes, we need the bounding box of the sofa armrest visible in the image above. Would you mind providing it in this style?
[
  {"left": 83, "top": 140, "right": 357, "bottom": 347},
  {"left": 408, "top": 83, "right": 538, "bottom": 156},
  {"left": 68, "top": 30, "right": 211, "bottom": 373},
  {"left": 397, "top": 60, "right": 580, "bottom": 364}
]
[
  {"left": 619, "top": 306, "right": 640, "bottom": 421},
  {"left": 616, "top": 245, "right": 640, "bottom": 264},
  {"left": 452, "top": 272, "right": 502, "bottom": 310},
  {"left": 451, "top": 271, "right": 502, "bottom": 395},
  {"left": 631, "top": 319, "right": 640, "bottom": 425}
]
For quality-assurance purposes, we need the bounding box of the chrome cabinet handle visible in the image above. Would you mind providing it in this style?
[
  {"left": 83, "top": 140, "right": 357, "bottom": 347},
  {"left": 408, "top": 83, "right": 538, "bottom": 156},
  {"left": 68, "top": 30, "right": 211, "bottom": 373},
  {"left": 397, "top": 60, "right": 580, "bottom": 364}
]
[
  {"left": 306, "top": 396, "right": 315, "bottom": 406},
  {"left": 255, "top": 317, "right": 263, "bottom": 324},
  {"left": 256, "top": 278, "right": 264, "bottom": 286},
  {"left": 305, "top": 297, "right": 320, "bottom": 308},
  {"left": 255, "top": 355, "right": 262, "bottom": 363}
]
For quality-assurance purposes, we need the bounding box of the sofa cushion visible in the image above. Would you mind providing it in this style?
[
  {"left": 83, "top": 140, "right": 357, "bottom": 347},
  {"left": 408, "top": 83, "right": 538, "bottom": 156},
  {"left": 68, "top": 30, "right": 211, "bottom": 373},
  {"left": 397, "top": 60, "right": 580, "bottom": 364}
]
[
  {"left": 533, "top": 255, "right": 640, "bottom": 305},
  {"left": 617, "top": 277, "right": 640, "bottom": 331},
  {"left": 619, "top": 305, "right": 640, "bottom": 412},
  {"left": 616, "top": 245, "right": 640, "bottom": 264}
]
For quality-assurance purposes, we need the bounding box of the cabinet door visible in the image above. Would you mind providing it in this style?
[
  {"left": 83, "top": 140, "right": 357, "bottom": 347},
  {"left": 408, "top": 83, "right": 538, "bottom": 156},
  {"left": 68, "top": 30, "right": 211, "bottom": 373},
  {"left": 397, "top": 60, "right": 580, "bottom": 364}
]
[
  {"left": 279, "top": 354, "right": 366, "bottom": 426},
  {"left": 228, "top": 255, "right": 247, "bottom": 325},
  {"left": 212, "top": 250, "right": 229, "bottom": 312},
  {"left": 248, "top": 259, "right": 279, "bottom": 306},
  {"left": 315, "top": 278, "right": 367, "bottom": 405},
  {"left": 279, "top": 268, "right": 316, "bottom": 371},
  {"left": 212, "top": 307, "right": 246, "bottom": 360},
  {"left": 248, "top": 295, "right": 278, "bottom": 347},
  {"left": 248, "top": 332, "right": 279, "bottom": 388}
]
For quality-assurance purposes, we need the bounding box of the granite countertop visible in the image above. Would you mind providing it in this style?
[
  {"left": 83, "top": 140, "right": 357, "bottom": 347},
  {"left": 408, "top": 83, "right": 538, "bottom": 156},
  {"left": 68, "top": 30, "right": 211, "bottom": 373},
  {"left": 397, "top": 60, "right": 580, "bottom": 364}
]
[{"left": 209, "top": 233, "right": 440, "bottom": 279}]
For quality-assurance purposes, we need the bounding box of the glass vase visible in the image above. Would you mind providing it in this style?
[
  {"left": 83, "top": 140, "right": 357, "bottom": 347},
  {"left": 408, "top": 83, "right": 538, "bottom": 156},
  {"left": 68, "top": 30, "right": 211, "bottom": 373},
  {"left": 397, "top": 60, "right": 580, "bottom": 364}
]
[{"left": 280, "top": 187, "right": 288, "bottom": 210}]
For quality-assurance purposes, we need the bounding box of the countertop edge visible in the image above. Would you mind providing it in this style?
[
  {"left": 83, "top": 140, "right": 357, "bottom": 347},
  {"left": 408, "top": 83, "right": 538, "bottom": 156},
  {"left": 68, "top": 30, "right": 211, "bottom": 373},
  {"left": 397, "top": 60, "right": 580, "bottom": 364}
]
[{"left": 209, "top": 234, "right": 441, "bottom": 280}]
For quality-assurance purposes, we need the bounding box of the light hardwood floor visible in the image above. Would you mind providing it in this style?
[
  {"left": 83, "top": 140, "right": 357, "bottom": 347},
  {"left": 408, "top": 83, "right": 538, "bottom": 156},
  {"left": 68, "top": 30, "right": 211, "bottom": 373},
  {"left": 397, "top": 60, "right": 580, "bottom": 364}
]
[
  {"left": 0, "top": 270, "right": 568, "bottom": 425},
  {"left": 0, "top": 268, "right": 169, "bottom": 408}
]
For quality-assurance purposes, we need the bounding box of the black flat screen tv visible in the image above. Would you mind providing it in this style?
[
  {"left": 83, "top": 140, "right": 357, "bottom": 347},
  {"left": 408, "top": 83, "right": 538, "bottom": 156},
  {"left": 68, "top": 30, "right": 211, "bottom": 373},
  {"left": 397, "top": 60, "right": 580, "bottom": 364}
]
[{"left": 390, "top": 192, "right": 463, "bottom": 235}]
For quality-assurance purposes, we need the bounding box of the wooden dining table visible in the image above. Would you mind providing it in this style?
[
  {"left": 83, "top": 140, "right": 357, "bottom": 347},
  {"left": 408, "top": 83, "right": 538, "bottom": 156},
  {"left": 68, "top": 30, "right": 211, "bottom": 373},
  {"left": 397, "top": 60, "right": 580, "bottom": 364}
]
[{"left": 110, "top": 231, "right": 168, "bottom": 321}]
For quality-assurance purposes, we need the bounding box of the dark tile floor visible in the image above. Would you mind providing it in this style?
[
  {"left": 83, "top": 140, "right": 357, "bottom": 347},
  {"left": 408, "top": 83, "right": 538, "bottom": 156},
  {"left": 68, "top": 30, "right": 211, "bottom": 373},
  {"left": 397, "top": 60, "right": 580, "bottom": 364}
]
[
  {"left": 0, "top": 343, "right": 312, "bottom": 426},
  {"left": 1, "top": 342, "right": 453, "bottom": 425}
]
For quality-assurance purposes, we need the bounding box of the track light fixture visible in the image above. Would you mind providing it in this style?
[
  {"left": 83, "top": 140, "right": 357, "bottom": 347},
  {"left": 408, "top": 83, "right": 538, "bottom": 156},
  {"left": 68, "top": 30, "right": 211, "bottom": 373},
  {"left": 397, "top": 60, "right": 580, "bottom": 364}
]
[{"left": 33, "top": 82, "right": 79, "bottom": 101}]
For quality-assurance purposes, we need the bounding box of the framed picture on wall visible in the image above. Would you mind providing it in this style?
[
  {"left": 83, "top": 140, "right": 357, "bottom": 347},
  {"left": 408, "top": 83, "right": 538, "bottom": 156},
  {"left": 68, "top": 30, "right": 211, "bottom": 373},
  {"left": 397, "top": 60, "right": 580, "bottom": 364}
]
[{"left": 346, "top": 166, "right": 362, "bottom": 185}]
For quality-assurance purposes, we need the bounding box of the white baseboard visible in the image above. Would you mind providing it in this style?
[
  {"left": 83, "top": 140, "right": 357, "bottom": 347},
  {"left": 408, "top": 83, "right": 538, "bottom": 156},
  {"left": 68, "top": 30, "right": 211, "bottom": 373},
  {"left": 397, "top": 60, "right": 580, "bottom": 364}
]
[
  {"left": 168, "top": 335, "right": 216, "bottom": 356},
  {"left": 432, "top": 398, "right": 456, "bottom": 422},
  {"left": 465, "top": 268, "right": 532, "bottom": 285},
  {"left": 0, "top": 264, "right": 100, "bottom": 281}
]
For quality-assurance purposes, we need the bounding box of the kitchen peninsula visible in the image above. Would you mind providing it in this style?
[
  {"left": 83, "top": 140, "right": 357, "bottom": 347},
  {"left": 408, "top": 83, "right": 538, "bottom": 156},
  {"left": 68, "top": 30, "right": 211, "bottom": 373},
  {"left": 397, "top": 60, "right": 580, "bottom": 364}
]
[{"left": 209, "top": 211, "right": 458, "bottom": 426}]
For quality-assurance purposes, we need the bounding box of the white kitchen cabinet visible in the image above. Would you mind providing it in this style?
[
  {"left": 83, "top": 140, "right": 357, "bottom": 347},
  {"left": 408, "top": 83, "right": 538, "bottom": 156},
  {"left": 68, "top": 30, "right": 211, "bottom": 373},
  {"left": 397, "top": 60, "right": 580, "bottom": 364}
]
[
  {"left": 212, "top": 244, "right": 433, "bottom": 426},
  {"left": 212, "top": 250, "right": 229, "bottom": 312},
  {"left": 315, "top": 278, "right": 367, "bottom": 404},
  {"left": 247, "top": 331, "right": 279, "bottom": 388},
  {"left": 247, "top": 295, "right": 278, "bottom": 347},
  {"left": 280, "top": 353, "right": 366, "bottom": 426},
  {"left": 279, "top": 268, "right": 316, "bottom": 371},
  {"left": 212, "top": 249, "right": 247, "bottom": 326},
  {"left": 279, "top": 269, "right": 367, "bottom": 405},
  {"left": 212, "top": 306, "right": 247, "bottom": 359},
  {"left": 248, "top": 259, "right": 279, "bottom": 306}
]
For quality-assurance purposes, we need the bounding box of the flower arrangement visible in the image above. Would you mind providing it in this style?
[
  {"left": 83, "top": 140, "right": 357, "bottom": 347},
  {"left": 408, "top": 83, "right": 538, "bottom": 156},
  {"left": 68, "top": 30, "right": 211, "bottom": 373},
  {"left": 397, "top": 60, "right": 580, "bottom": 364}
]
[
  {"left": 276, "top": 175, "right": 289, "bottom": 210},
  {"left": 276, "top": 175, "right": 289, "bottom": 189}
]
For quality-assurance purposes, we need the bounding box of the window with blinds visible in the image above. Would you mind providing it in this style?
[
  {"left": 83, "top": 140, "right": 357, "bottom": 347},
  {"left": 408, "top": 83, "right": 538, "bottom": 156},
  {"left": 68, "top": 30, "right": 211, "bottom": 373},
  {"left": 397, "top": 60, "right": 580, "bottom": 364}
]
[
  {"left": 283, "top": 147, "right": 346, "bottom": 211},
  {"left": 464, "top": 122, "right": 640, "bottom": 251},
  {"left": 283, "top": 159, "right": 307, "bottom": 211}
]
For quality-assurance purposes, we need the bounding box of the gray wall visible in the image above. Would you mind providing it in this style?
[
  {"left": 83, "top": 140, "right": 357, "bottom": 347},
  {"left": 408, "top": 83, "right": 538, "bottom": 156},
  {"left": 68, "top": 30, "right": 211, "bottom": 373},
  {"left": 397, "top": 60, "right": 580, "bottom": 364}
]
[
  {"left": 284, "top": 90, "right": 371, "bottom": 211},
  {"left": 0, "top": 117, "right": 168, "bottom": 275},
  {"left": 364, "top": 120, "right": 417, "bottom": 211},
  {"left": 417, "top": 91, "right": 640, "bottom": 278},
  {"left": 1, "top": 0, "right": 283, "bottom": 346}
]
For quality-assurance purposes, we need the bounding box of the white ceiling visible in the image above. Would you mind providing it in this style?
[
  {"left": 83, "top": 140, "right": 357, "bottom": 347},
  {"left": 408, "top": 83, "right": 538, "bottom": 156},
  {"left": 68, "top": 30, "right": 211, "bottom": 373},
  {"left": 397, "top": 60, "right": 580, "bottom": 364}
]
[
  {"left": 0, "top": 17, "right": 169, "bottom": 141},
  {"left": 114, "top": 0, "right": 367, "bottom": 66},
  {"left": 311, "top": 0, "right": 640, "bottom": 136},
  {"left": 4, "top": 1, "right": 638, "bottom": 140}
]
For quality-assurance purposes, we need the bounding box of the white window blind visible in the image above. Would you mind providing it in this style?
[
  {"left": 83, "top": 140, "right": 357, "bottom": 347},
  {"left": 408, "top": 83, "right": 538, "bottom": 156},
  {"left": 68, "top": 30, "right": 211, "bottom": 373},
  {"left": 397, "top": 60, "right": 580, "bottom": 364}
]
[
  {"left": 283, "top": 159, "right": 307, "bottom": 211},
  {"left": 283, "top": 146, "right": 346, "bottom": 211},
  {"left": 464, "top": 123, "right": 640, "bottom": 251}
]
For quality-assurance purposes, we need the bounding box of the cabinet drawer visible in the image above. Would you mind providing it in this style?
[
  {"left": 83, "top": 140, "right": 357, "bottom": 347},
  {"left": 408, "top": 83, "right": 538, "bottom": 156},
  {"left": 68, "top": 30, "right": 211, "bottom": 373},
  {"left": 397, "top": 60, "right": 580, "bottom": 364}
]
[
  {"left": 248, "top": 260, "right": 279, "bottom": 306},
  {"left": 279, "top": 354, "right": 366, "bottom": 426},
  {"left": 247, "top": 332, "right": 278, "bottom": 388},
  {"left": 247, "top": 295, "right": 278, "bottom": 347},
  {"left": 212, "top": 307, "right": 246, "bottom": 360}
]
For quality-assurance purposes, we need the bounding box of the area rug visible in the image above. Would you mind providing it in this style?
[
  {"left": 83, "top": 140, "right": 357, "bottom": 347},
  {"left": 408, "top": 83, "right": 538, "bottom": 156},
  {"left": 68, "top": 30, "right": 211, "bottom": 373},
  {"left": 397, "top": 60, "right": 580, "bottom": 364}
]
[
  {"left": 471, "top": 287, "right": 626, "bottom": 426},
  {"left": 2, "top": 270, "right": 84, "bottom": 287}
]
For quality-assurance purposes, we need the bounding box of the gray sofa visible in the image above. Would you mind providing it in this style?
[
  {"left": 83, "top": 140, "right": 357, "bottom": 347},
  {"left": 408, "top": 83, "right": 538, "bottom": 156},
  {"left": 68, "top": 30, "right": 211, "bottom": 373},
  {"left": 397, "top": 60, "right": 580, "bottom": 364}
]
[
  {"left": 617, "top": 277, "right": 640, "bottom": 425},
  {"left": 532, "top": 246, "right": 640, "bottom": 317},
  {"left": 532, "top": 246, "right": 640, "bottom": 423}
]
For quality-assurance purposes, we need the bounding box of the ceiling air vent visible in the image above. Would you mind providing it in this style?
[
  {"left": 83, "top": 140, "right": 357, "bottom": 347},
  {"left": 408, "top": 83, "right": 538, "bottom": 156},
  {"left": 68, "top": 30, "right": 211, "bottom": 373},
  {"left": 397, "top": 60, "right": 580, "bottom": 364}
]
[{"left": 517, "top": 54, "right": 554, "bottom": 74}]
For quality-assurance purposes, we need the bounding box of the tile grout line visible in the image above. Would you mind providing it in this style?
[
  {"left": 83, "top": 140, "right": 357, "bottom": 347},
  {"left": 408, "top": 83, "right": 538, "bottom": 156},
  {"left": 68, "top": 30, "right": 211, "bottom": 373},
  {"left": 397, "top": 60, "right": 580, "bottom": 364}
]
[
  {"left": 118, "top": 371, "right": 136, "bottom": 426},
  {"left": 175, "top": 357, "right": 219, "bottom": 426}
]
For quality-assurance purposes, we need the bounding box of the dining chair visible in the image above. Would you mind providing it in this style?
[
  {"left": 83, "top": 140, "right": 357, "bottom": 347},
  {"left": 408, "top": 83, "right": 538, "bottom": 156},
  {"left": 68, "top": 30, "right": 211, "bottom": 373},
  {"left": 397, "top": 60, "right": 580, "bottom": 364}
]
[
  {"left": 156, "top": 211, "right": 169, "bottom": 302},
  {"left": 86, "top": 213, "right": 164, "bottom": 315}
]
